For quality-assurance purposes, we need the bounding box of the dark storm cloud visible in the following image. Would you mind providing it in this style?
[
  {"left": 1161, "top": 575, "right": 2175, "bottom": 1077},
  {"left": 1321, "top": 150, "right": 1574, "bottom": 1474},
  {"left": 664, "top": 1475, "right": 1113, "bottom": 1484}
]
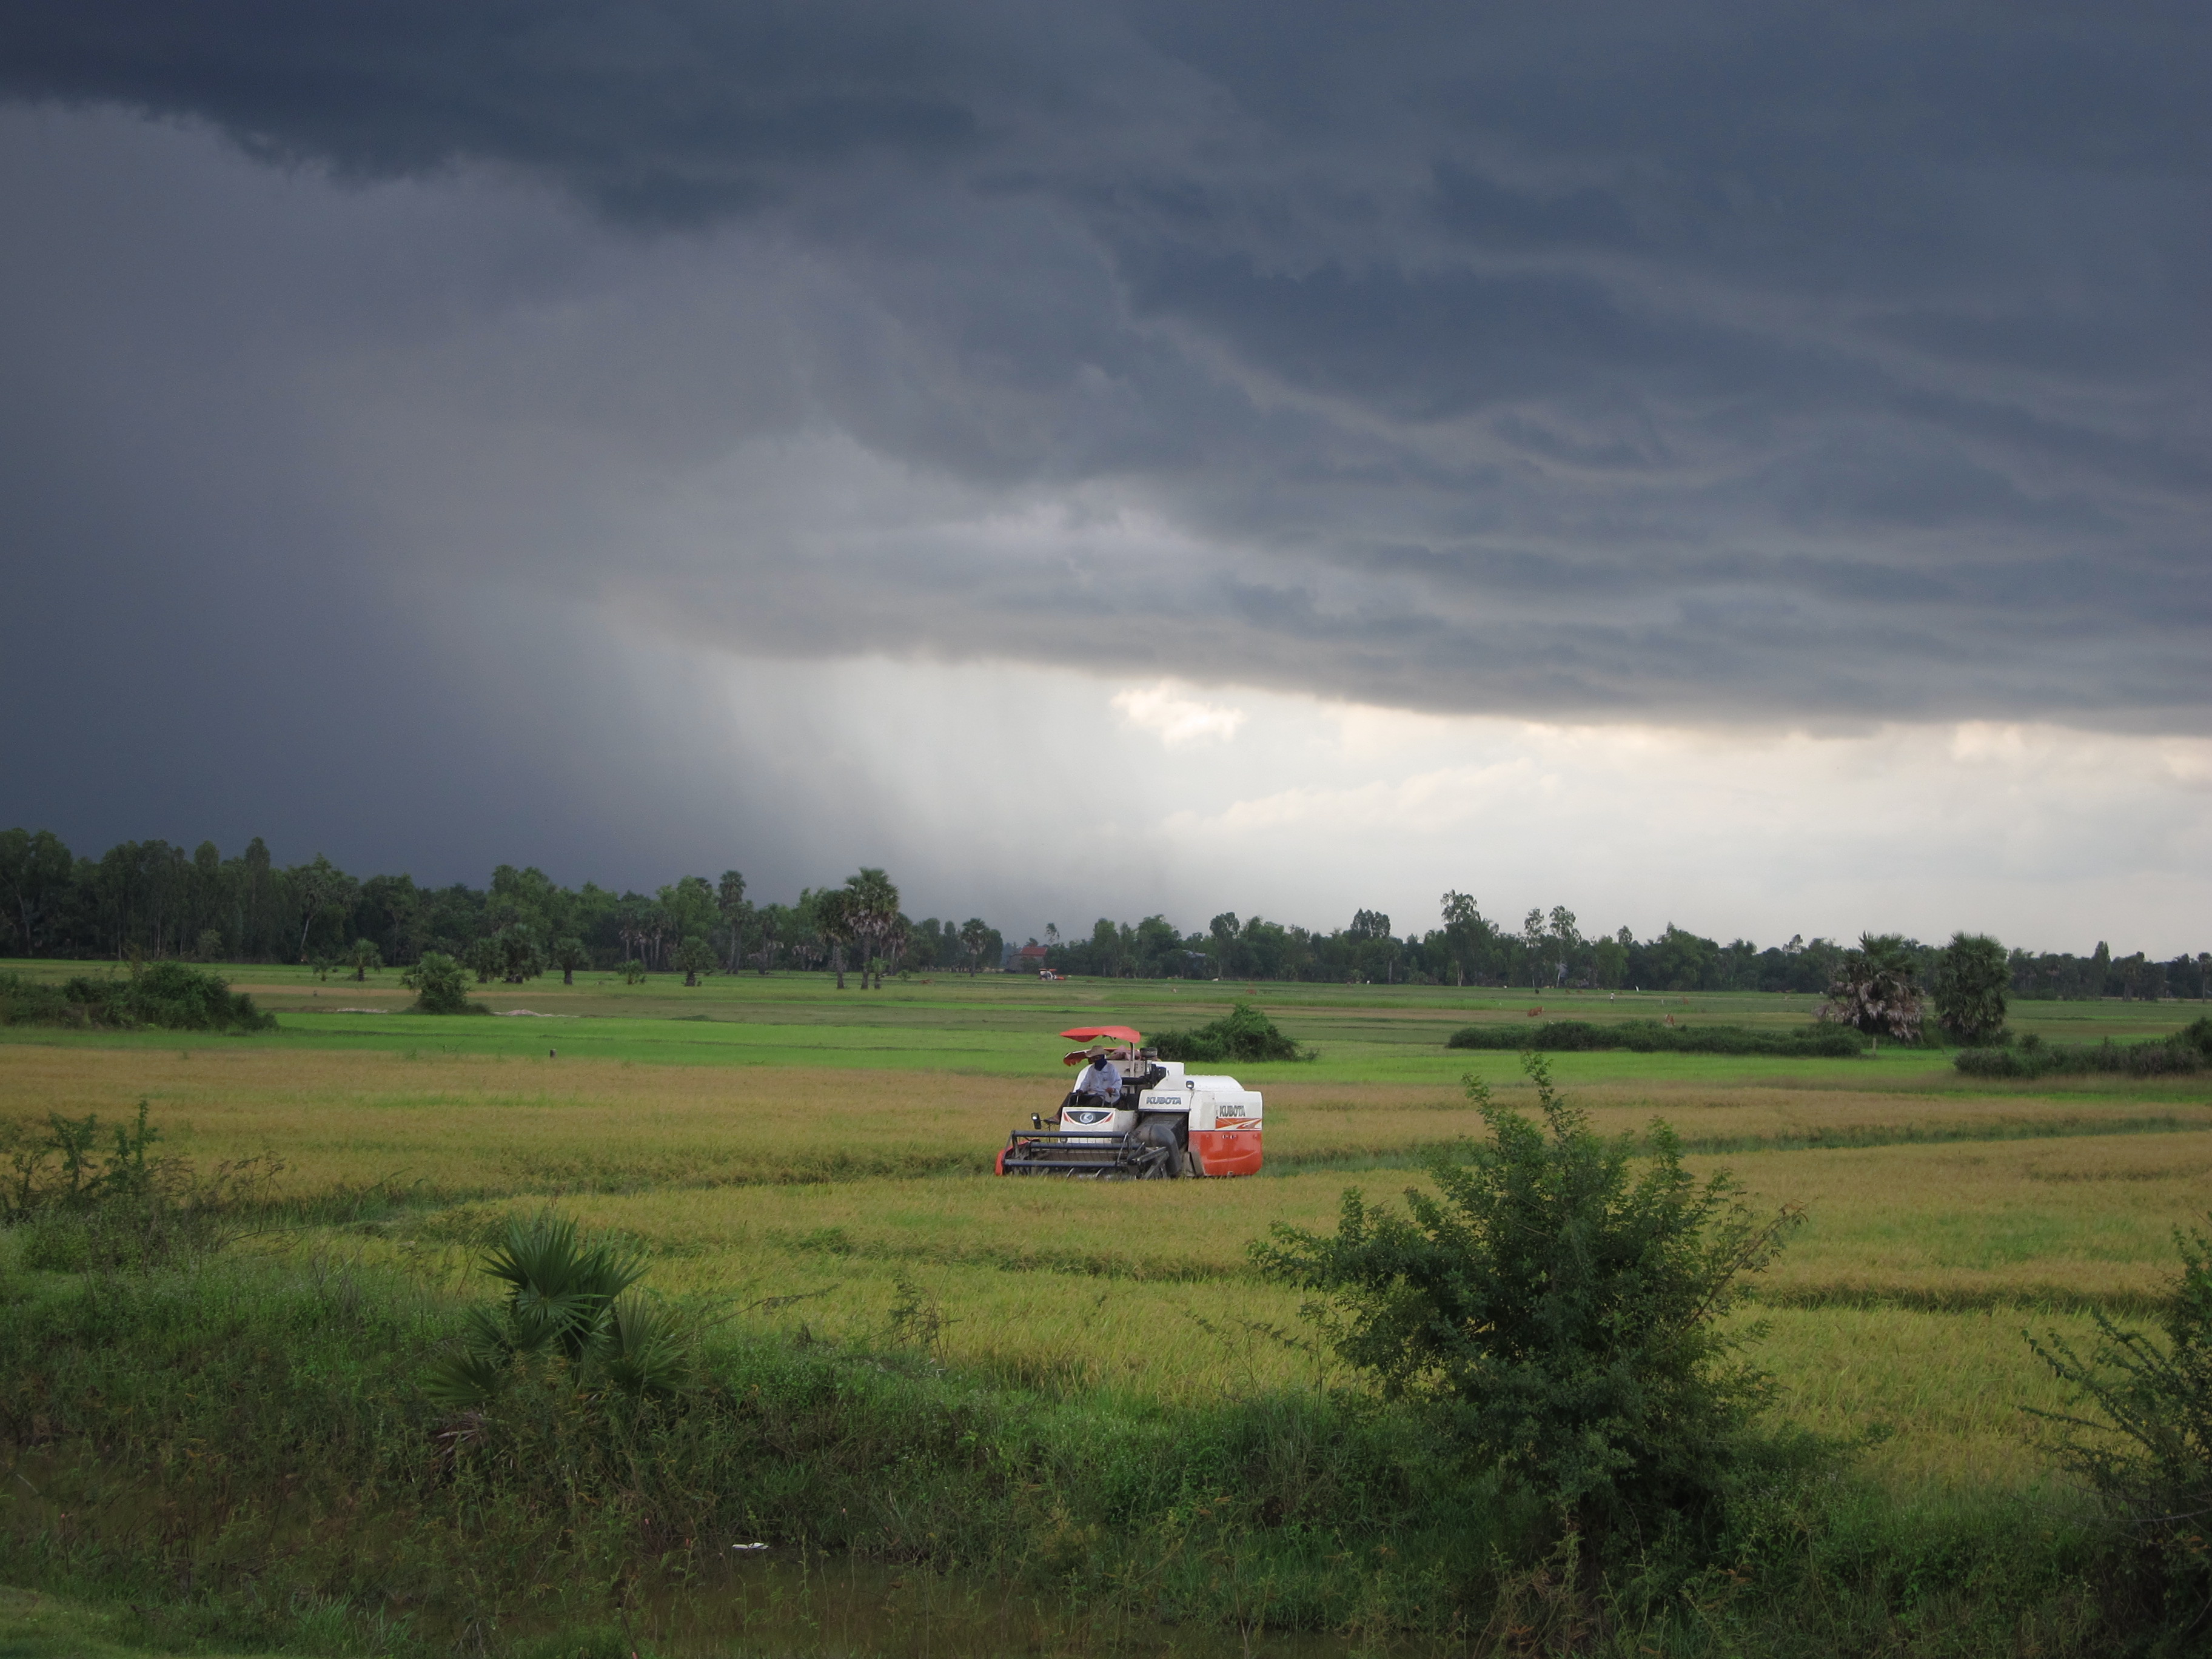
[
  {"left": 0, "top": 0, "right": 997, "bottom": 215},
  {"left": 1, "top": 0, "right": 2209, "bottom": 890}
]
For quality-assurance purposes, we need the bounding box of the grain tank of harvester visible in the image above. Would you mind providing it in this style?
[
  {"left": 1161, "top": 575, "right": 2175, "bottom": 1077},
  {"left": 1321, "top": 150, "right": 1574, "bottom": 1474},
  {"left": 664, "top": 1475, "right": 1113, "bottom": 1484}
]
[{"left": 996, "top": 1025, "right": 1264, "bottom": 1178}]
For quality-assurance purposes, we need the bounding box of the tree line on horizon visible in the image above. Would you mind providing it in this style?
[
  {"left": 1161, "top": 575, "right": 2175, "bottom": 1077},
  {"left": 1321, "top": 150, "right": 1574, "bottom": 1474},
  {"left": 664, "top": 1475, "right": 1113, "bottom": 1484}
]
[
  {"left": 1, "top": 826, "right": 2204, "bottom": 1002},
  {"left": 1049, "top": 900, "right": 2208, "bottom": 1001},
  {"left": 0, "top": 830, "right": 998, "bottom": 991}
]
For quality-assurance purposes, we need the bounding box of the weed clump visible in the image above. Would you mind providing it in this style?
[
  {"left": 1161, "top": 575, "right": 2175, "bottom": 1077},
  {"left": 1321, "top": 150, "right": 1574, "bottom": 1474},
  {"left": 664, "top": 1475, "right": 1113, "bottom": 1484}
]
[
  {"left": 1, "top": 1102, "right": 280, "bottom": 1270},
  {"left": 1152, "top": 1000, "right": 1312, "bottom": 1063}
]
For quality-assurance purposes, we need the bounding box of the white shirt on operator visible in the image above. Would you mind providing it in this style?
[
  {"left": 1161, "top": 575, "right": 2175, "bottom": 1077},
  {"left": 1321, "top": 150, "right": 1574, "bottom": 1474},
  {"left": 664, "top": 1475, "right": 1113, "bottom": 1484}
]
[{"left": 1075, "top": 1056, "right": 1122, "bottom": 1101}]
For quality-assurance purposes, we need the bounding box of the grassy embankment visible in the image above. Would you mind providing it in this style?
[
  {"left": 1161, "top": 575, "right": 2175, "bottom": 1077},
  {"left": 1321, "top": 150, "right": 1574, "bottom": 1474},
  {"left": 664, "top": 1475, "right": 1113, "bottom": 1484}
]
[{"left": 2, "top": 964, "right": 2209, "bottom": 1654}]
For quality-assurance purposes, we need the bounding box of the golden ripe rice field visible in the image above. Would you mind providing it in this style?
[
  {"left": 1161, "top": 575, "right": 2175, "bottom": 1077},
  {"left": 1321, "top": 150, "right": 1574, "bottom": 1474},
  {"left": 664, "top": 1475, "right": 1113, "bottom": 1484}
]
[{"left": 4, "top": 977, "right": 2210, "bottom": 1500}]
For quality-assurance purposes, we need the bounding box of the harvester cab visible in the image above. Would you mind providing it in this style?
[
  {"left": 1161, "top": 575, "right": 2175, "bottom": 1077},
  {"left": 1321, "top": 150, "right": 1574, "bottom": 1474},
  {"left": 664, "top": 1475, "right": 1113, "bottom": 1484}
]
[{"left": 996, "top": 1025, "right": 1264, "bottom": 1178}]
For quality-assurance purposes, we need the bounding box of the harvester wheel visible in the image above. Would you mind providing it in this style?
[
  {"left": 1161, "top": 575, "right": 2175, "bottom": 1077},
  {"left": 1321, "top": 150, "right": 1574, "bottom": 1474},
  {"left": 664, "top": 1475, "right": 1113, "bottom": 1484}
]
[{"left": 1134, "top": 1118, "right": 1182, "bottom": 1179}]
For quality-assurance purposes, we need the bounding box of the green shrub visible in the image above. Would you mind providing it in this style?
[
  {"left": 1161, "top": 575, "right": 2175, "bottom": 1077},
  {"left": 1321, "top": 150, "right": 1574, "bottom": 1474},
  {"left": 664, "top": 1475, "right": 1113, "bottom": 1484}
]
[
  {"left": 1253, "top": 1052, "right": 1802, "bottom": 1543},
  {"left": 1152, "top": 999, "right": 1312, "bottom": 1063},
  {"left": 2029, "top": 1218, "right": 2212, "bottom": 1633},
  {"left": 0, "top": 971, "right": 77, "bottom": 1027},
  {"left": 1957, "top": 1019, "right": 2212, "bottom": 1079},
  {"left": 400, "top": 950, "right": 483, "bottom": 1014},
  {"left": 0, "top": 963, "right": 270, "bottom": 1032},
  {"left": 426, "top": 1213, "right": 695, "bottom": 1406},
  {"left": 119, "top": 959, "right": 275, "bottom": 1031},
  {"left": 1446, "top": 1019, "right": 1863, "bottom": 1057}
]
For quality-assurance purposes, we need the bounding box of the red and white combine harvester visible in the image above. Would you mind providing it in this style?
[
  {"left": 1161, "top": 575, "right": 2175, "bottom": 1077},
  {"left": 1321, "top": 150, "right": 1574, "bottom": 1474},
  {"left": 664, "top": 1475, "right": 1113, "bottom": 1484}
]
[{"left": 997, "top": 1025, "right": 1264, "bottom": 1179}]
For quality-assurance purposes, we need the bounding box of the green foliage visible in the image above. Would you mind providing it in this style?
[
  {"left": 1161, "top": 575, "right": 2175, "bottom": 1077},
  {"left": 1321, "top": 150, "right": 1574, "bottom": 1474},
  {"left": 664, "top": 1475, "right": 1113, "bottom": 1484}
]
[
  {"left": 0, "top": 963, "right": 272, "bottom": 1032},
  {"left": 1, "top": 1101, "right": 161, "bottom": 1223},
  {"left": 1957, "top": 1019, "right": 2212, "bottom": 1079},
  {"left": 552, "top": 935, "right": 588, "bottom": 984},
  {"left": 400, "top": 950, "right": 482, "bottom": 1014},
  {"left": 2029, "top": 1219, "right": 2212, "bottom": 1634},
  {"left": 1933, "top": 931, "right": 2010, "bottom": 1044},
  {"left": 345, "top": 937, "right": 384, "bottom": 981},
  {"left": 468, "top": 925, "right": 546, "bottom": 984},
  {"left": 620, "top": 958, "right": 647, "bottom": 984},
  {"left": 0, "top": 1234, "right": 2145, "bottom": 1657},
  {"left": 0, "top": 971, "right": 76, "bottom": 1027},
  {"left": 1253, "top": 1052, "right": 1801, "bottom": 1540},
  {"left": 672, "top": 933, "right": 716, "bottom": 987},
  {"left": 121, "top": 960, "right": 276, "bottom": 1031},
  {"left": 1447, "top": 1019, "right": 1864, "bottom": 1056},
  {"left": 0, "top": 1102, "right": 278, "bottom": 1269},
  {"left": 426, "top": 1213, "right": 694, "bottom": 1406},
  {"left": 1151, "top": 1000, "right": 1312, "bottom": 1063}
]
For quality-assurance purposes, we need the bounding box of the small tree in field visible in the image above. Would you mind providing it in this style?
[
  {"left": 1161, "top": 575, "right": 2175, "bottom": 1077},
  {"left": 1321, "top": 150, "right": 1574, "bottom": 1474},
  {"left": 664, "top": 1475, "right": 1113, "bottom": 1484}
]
[
  {"left": 1254, "top": 1053, "right": 1800, "bottom": 1540},
  {"left": 1932, "top": 931, "right": 2009, "bottom": 1044},
  {"left": 347, "top": 939, "right": 383, "bottom": 983},
  {"left": 551, "top": 937, "right": 588, "bottom": 987},
  {"left": 401, "top": 951, "right": 478, "bottom": 1015},
  {"left": 673, "top": 935, "right": 715, "bottom": 987}
]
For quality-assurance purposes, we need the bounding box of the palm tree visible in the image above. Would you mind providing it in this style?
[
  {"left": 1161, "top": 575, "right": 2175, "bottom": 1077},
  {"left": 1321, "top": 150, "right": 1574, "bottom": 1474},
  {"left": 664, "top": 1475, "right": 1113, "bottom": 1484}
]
[
  {"left": 839, "top": 868, "right": 902, "bottom": 990},
  {"left": 1821, "top": 934, "right": 1924, "bottom": 1050},
  {"left": 814, "top": 887, "right": 857, "bottom": 990},
  {"left": 425, "top": 1214, "right": 692, "bottom": 1406}
]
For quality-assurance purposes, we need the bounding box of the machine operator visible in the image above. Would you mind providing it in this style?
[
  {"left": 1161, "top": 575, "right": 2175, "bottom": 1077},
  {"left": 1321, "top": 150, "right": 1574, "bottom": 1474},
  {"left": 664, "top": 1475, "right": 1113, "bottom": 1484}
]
[{"left": 1074, "top": 1050, "right": 1123, "bottom": 1110}]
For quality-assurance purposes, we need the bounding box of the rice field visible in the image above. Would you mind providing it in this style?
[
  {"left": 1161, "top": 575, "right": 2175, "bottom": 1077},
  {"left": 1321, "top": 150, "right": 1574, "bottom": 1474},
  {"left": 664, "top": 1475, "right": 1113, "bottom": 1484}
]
[{"left": 4, "top": 967, "right": 2210, "bottom": 1500}]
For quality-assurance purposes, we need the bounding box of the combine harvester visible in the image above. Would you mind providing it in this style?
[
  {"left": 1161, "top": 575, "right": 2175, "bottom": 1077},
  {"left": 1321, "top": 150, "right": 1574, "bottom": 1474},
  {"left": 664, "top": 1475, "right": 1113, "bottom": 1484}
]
[{"left": 997, "top": 1025, "right": 1263, "bottom": 1179}]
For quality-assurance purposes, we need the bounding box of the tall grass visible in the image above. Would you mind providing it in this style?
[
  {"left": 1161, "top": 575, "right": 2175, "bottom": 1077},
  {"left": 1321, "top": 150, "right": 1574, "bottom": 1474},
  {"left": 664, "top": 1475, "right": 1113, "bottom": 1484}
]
[{"left": 0, "top": 1231, "right": 2136, "bottom": 1657}]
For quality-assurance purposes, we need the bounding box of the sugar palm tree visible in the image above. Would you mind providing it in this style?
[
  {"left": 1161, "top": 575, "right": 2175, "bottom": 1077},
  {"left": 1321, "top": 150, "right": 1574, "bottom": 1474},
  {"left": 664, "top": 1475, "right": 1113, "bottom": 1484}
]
[{"left": 1820, "top": 934, "right": 1923, "bottom": 1050}]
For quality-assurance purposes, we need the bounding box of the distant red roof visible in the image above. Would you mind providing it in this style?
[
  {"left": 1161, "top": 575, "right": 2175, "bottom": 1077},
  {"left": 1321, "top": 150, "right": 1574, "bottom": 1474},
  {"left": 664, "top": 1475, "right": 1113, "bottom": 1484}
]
[{"left": 1059, "top": 1025, "right": 1142, "bottom": 1046}]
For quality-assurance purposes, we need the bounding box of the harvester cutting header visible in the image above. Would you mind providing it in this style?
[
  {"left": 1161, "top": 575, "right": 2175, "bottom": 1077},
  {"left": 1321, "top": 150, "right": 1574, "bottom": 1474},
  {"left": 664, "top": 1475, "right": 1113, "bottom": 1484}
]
[{"left": 996, "top": 1025, "right": 1264, "bottom": 1179}]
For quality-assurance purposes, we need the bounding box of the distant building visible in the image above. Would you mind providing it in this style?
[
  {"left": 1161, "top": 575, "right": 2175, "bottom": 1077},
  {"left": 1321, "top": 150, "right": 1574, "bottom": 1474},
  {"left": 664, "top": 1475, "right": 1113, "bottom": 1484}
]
[{"left": 1014, "top": 943, "right": 1050, "bottom": 974}]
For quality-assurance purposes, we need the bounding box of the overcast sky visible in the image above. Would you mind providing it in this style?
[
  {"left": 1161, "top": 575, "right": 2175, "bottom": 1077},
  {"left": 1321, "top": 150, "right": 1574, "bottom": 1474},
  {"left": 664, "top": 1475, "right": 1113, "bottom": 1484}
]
[{"left": 1, "top": 1, "right": 2206, "bottom": 951}]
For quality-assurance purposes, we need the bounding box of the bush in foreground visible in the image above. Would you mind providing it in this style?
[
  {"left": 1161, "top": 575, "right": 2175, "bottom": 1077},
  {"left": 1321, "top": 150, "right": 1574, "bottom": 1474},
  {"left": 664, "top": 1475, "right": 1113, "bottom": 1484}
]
[
  {"left": 1254, "top": 1051, "right": 1804, "bottom": 1545},
  {"left": 2030, "top": 1217, "right": 2212, "bottom": 1637}
]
